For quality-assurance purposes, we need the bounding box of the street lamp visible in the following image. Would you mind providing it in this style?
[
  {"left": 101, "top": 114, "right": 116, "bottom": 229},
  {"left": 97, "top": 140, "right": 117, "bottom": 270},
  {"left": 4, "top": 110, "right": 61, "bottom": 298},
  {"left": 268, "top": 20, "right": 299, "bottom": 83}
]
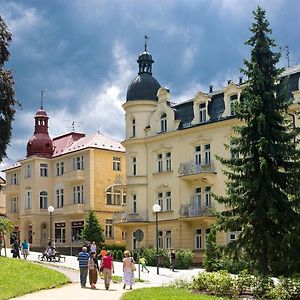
[
  {"left": 152, "top": 203, "right": 161, "bottom": 275},
  {"left": 47, "top": 206, "right": 54, "bottom": 243}
]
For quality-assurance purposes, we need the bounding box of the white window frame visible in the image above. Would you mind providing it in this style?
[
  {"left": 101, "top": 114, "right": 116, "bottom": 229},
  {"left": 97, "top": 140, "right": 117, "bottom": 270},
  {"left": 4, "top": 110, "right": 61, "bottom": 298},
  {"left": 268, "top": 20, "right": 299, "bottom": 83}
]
[
  {"left": 40, "top": 163, "right": 48, "bottom": 177},
  {"left": 199, "top": 102, "right": 207, "bottom": 123},
  {"left": 160, "top": 113, "right": 167, "bottom": 132},
  {"left": 11, "top": 173, "right": 18, "bottom": 185},
  {"left": 195, "top": 146, "right": 201, "bottom": 166},
  {"left": 132, "top": 118, "right": 136, "bottom": 137},
  {"left": 158, "top": 230, "right": 163, "bottom": 249},
  {"left": 11, "top": 197, "right": 18, "bottom": 213},
  {"left": 132, "top": 194, "right": 137, "bottom": 213},
  {"left": 40, "top": 191, "right": 48, "bottom": 209},
  {"left": 73, "top": 185, "right": 84, "bottom": 204},
  {"left": 204, "top": 144, "right": 211, "bottom": 164},
  {"left": 166, "top": 191, "right": 172, "bottom": 211},
  {"left": 25, "top": 190, "right": 32, "bottom": 210},
  {"left": 73, "top": 156, "right": 84, "bottom": 170},
  {"left": 195, "top": 187, "right": 201, "bottom": 209},
  {"left": 165, "top": 230, "right": 172, "bottom": 249},
  {"left": 230, "top": 94, "right": 238, "bottom": 116},
  {"left": 24, "top": 164, "right": 32, "bottom": 178},
  {"left": 165, "top": 152, "right": 172, "bottom": 172},
  {"left": 105, "top": 219, "right": 113, "bottom": 239},
  {"left": 132, "top": 157, "right": 137, "bottom": 176},
  {"left": 56, "top": 188, "right": 64, "bottom": 208},
  {"left": 195, "top": 228, "right": 202, "bottom": 249},
  {"left": 205, "top": 187, "right": 211, "bottom": 207},
  {"left": 113, "top": 156, "right": 121, "bottom": 171},
  {"left": 157, "top": 153, "right": 163, "bottom": 173},
  {"left": 158, "top": 192, "right": 163, "bottom": 211},
  {"left": 56, "top": 161, "right": 64, "bottom": 176}
]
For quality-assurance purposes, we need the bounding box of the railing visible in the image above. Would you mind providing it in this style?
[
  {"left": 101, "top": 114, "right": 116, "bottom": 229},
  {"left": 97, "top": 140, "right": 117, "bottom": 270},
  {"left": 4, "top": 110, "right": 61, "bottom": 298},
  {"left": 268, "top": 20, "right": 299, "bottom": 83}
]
[
  {"left": 178, "top": 160, "right": 216, "bottom": 177},
  {"left": 178, "top": 202, "right": 215, "bottom": 218},
  {"left": 112, "top": 210, "right": 148, "bottom": 223}
]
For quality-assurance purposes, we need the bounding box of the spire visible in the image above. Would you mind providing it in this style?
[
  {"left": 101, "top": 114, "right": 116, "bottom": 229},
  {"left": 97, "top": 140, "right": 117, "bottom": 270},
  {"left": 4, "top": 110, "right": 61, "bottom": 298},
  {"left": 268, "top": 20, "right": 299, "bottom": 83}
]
[
  {"left": 40, "top": 90, "right": 45, "bottom": 109},
  {"left": 137, "top": 36, "right": 154, "bottom": 75}
]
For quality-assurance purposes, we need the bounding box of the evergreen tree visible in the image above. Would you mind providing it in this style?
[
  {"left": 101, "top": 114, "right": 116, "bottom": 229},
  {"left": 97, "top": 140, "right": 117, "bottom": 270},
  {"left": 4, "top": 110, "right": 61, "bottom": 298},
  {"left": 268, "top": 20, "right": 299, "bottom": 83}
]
[
  {"left": 215, "top": 7, "right": 300, "bottom": 275},
  {"left": 81, "top": 210, "right": 105, "bottom": 246},
  {"left": 0, "top": 16, "right": 18, "bottom": 162}
]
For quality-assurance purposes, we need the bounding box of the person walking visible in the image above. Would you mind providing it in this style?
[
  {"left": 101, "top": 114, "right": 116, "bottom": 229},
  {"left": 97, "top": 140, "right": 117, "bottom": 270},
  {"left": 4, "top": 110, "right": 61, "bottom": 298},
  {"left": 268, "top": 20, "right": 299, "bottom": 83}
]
[
  {"left": 90, "top": 241, "right": 97, "bottom": 254},
  {"left": 88, "top": 251, "right": 99, "bottom": 289},
  {"left": 169, "top": 248, "right": 176, "bottom": 271},
  {"left": 139, "top": 256, "right": 150, "bottom": 273},
  {"left": 21, "top": 239, "right": 29, "bottom": 259},
  {"left": 123, "top": 250, "right": 135, "bottom": 290},
  {"left": 12, "top": 239, "right": 20, "bottom": 258},
  {"left": 77, "top": 246, "right": 90, "bottom": 288},
  {"left": 101, "top": 250, "right": 114, "bottom": 290}
]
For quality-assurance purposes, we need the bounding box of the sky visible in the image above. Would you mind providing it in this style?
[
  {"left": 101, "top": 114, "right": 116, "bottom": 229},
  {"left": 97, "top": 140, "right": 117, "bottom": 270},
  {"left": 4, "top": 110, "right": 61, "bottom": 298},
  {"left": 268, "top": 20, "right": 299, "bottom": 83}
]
[{"left": 1, "top": 0, "right": 300, "bottom": 177}]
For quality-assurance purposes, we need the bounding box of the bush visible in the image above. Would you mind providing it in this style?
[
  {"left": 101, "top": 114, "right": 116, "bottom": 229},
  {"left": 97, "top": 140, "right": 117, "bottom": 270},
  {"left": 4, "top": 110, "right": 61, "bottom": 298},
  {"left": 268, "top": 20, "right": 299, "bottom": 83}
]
[
  {"left": 106, "top": 244, "right": 126, "bottom": 252},
  {"left": 117, "top": 249, "right": 123, "bottom": 261},
  {"left": 112, "top": 250, "right": 118, "bottom": 260},
  {"left": 269, "top": 277, "right": 300, "bottom": 300}
]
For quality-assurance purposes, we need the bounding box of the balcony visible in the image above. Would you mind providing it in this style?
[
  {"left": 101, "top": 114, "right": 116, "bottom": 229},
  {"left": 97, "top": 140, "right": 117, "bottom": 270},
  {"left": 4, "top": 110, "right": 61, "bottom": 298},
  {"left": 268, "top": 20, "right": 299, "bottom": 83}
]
[
  {"left": 63, "top": 170, "right": 85, "bottom": 182},
  {"left": 179, "top": 202, "right": 215, "bottom": 218},
  {"left": 63, "top": 203, "right": 85, "bottom": 215},
  {"left": 113, "top": 210, "right": 148, "bottom": 224},
  {"left": 178, "top": 160, "right": 216, "bottom": 182}
]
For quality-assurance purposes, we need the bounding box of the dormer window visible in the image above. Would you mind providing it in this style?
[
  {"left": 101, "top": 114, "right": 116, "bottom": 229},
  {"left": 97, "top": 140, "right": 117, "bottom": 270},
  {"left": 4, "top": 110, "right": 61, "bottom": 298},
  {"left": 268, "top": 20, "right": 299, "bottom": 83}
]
[
  {"left": 199, "top": 103, "right": 207, "bottom": 123},
  {"left": 230, "top": 95, "right": 238, "bottom": 116},
  {"left": 160, "top": 113, "right": 167, "bottom": 132},
  {"left": 132, "top": 119, "right": 136, "bottom": 137}
]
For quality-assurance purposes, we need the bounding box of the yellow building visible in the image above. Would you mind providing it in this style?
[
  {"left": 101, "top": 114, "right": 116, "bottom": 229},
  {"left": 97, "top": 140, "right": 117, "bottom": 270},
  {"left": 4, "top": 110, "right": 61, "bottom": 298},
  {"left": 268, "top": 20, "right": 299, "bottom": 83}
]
[
  {"left": 114, "top": 47, "right": 300, "bottom": 262},
  {"left": 0, "top": 177, "right": 5, "bottom": 214},
  {"left": 3, "top": 105, "right": 126, "bottom": 252}
]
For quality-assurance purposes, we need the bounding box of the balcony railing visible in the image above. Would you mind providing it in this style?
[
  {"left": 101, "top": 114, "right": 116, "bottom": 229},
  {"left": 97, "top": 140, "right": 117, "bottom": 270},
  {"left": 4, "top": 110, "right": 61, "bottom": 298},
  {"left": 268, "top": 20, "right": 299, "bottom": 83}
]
[
  {"left": 113, "top": 210, "right": 148, "bottom": 224},
  {"left": 179, "top": 202, "right": 215, "bottom": 218},
  {"left": 178, "top": 160, "right": 216, "bottom": 177}
]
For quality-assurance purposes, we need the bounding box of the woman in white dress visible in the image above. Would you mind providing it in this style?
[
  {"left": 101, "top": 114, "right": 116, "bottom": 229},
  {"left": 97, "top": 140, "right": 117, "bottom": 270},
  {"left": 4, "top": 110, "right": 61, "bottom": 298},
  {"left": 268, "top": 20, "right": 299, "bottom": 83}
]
[{"left": 123, "top": 250, "right": 135, "bottom": 289}]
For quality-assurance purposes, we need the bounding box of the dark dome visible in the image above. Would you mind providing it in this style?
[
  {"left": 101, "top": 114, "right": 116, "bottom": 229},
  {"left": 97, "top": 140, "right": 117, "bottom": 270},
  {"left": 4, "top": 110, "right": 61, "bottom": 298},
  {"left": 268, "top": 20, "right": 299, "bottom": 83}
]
[
  {"left": 138, "top": 51, "right": 153, "bottom": 62},
  {"left": 126, "top": 73, "right": 161, "bottom": 101}
]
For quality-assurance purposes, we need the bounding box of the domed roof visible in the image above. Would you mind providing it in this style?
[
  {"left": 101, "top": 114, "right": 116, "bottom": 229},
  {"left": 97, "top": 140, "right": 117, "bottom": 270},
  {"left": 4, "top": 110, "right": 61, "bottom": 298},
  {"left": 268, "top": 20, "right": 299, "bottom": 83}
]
[
  {"left": 127, "top": 73, "right": 160, "bottom": 101},
  {"left": 126, "top": 45, "right": 160, "bottom": 102}
]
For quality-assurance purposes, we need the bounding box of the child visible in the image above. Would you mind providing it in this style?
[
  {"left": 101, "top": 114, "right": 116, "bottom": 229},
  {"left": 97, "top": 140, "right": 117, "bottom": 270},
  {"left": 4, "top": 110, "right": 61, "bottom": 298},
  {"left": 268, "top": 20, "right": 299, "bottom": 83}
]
[{"left": 139, "top": 257, "right": 149, "bottom": 273}]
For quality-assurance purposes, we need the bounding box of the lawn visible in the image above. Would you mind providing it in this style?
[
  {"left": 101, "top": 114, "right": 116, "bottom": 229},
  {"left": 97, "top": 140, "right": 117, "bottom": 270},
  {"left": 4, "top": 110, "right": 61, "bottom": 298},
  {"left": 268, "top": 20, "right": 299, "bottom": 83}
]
[
  {"left": 120, "top": 287, "right": 231, "bottom": 300},
  {"left": 0, "top": 256, "right": 69, "bottom": 300}
]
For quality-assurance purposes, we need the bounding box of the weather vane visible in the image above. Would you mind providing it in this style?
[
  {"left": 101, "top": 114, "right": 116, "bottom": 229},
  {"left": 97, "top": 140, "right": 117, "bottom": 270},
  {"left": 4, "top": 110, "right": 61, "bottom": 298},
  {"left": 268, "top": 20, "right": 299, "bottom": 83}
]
[
  {"left": 40, "top": 90, "right": 45, "bottom": 109},
  {"left": 144, "top": 35, "right": 149, "bottom": 51}
]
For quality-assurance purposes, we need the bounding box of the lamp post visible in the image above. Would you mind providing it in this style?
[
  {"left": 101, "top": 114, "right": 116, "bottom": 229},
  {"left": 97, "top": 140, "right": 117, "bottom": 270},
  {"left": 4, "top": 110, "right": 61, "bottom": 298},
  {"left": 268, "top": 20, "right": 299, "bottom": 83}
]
[
  {"left": 47, "top": 206, "right": 54, "bottom": 243},
  {"left": 152, "top": 204, "right": 161, "bottom": 275}
]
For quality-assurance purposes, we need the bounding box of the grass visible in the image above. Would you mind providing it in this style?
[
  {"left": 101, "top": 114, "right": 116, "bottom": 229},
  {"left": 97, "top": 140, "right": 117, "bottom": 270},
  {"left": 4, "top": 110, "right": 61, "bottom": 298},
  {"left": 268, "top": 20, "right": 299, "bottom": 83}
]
[
  {"left": 120, "top": 287, "right": 231, "bottom": 300},
  {"left": 0, "top": 256, "right": 69, "bottom": 300}
]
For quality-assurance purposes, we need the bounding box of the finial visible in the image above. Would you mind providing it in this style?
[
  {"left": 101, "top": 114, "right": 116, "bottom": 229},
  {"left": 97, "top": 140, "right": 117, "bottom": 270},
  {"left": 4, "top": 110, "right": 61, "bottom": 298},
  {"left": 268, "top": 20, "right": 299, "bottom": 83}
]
[
  {"left": 144, "top": 35, "right": 149, "bottom": 51},
  {"left": 40, "top": 90, "right": 45, "bottom": 109}
]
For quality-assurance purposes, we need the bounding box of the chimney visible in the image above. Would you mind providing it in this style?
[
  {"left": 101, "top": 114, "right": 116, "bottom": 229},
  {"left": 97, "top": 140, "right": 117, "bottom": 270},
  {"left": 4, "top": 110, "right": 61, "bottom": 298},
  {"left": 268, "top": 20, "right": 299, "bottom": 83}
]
[
  {"left": 239, "top": 77, "right": 243, "bottom": 84},
  {"left": 209, "top": 85, "right": 213, "bottom": 93}
]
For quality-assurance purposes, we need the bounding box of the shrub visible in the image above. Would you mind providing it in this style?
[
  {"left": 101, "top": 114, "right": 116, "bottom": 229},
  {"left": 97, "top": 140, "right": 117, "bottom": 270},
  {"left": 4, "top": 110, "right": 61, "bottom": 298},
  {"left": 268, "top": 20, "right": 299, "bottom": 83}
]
[
  {"left": 112, "top": 250, "right": 118, "bottom": 260},
  {"left": 270, "top": 277, "right": 300, "bottom": 300},
  {"left": 106, "top": 244, "right": 126, "bottom": 252},
  {"left": 117, "top": 249, "right": 123, "bottom": 261},
  {"left": 251, "top": 275, "right": 274, "bottom": 299}
]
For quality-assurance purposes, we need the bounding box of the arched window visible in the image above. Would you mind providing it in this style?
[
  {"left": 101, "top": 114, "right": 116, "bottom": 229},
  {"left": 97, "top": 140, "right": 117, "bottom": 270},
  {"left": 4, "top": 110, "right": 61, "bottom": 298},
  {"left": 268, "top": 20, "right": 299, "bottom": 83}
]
[
  {"left": 40, "top": 191, "right": 48, "bottom": 209},
  {"left": 160, "top": 113, "right": 167, "bottom": 132}
]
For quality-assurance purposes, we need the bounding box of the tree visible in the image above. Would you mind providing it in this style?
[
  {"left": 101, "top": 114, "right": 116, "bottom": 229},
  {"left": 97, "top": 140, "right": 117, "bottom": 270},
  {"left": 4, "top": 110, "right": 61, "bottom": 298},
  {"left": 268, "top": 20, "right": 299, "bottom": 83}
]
[
  {"left": 81, "top": 210, "right": 105, "bottom": 247},
  {"left": 215, "top": 6, "right": 300, "bottom": 275},
  {"left": 0, "top": 16, "right": 18, "bottom": 163},
  {"left": 0, "top": 214, "right": 13, "bottom": 257}
]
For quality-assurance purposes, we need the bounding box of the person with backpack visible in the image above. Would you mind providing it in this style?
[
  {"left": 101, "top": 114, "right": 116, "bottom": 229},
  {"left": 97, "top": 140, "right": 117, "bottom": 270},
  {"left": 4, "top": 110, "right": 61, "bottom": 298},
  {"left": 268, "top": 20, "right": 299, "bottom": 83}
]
[
  {"left": 88, "top": 251, "right": 99, "bottom": 289},
  {"left": 77, "top": 246, "right": 90, "bottom": 288}
]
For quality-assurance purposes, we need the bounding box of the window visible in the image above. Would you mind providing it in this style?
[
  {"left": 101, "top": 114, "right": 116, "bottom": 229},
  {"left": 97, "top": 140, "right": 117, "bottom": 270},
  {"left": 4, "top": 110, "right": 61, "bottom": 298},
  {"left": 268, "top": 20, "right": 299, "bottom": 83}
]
[
  {"left": 55, "top": 222, "right": 66, "bottom": 243},
  {"left": 166, "top": 191, "right": 172, "bottom": 211},
  {"left": 105, "top": 219, "right": 113, "bottom": 239},
  {"left": 56, "top": 162, "right": 64, "bottom": 176},
  {"left": 122, "top": 231, "right": 126, "bottom": 240},
  {"left": 106, "top": 186, "right": 123, "bottom": 205},
  {"left": 113, "top": 157, "right": 121, "bottom": 171},
  {"left": 230, "top": 94, "right": 238, "bottom": 116},
  {"left": 205, "top": 187, "right": 211, "bottom": 207},
  {"left": 205, "top": 228, "right": 211, "bottom": 248},
  {"left": 195, "top": 146, "right": 201, "bottom": 165},
  {"left": 165, "top": 230, "right": 172, "bottom": 248},
  {"left": 25, "top": 190, "right": 31, "bottom": 210},
  {"left": 73, "top": 156, "right": 83, "bottom": 170},
  {"left": 40, "top": 191, "right": 48, "bottom": 209},
  {"left": 157, "top": 154, "right": 163, "bottom": 173},
  {"left": 199, "top": 102, "right": 207, "bottom": 123},
  {"left": 157, "top": 192, "right": 163, "bottom": 210},
  {"left": 204, "top": 144, "right": 211, "bottom": 164},
  {"left": 158, "top": 230, "right": 163, "bottom": 248},
  {"left": 132, "top": 157, "right": 137, "bottom": 176},
  {"left": 132, "top": 119, "right": 136, "bottom": 137},
  {"left": 195, "top": 228, "right": 202, "bottom": 249},
  {"left": 11, "top": 197, "right": 18, "bottom": 213},
  {"left": 71, "top": 221, "right": 84, "bottom": 241},
  {"left": 40, "top": 163, "right": 48, "bottom": 177},
  {"left": 56, "top": 188, "right": 64, "bottom": 208},
  {"left": 160, "top": 113, "right": 167, "bottom": 132},
  {"left": 132, "top": 194, "right": 137, "bottom": 213},
  {"left": 166, "top": 152, "right": 172, "bottom": 172},
  {"left": 73, "top": 185, "right": 84, "bottom": 204},
  {"left": 11, "top": 173, "right": 18, "bottom": 185},
  {"left": 25, "top": 164, "right": 32, "bottom": 178},
  {"left": 195, "top": 187, "right": 201, "bottom": 209}
]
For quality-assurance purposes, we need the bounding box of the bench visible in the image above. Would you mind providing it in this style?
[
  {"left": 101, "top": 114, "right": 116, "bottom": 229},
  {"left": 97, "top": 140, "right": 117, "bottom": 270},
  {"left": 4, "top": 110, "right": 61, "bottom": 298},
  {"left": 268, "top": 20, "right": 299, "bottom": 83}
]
[
  {"left": 55, "top": 252, "right": 66, "bottom": 262},
  {"left": 38, "top": 252, "right": 66, "bottom": 262}
]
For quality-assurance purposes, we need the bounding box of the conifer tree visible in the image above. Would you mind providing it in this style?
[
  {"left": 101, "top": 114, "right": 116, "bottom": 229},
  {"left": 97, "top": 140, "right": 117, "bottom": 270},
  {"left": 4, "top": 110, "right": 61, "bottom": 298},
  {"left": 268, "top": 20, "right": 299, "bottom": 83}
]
[
  {"left": 82, "top": 210, "right": 105, "bottom": 246},
  {"left": 215, "top": 6, "right": 300, "bottom": 275},
  {"left": 0, "top": 16, "right": 18, "bottom": 162}
]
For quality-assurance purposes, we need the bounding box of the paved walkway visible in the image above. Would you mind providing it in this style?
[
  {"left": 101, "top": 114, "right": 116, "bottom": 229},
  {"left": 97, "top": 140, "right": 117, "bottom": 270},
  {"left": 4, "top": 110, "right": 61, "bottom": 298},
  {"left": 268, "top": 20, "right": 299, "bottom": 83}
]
[{"left": 1, "top": 249, "right": 204, "bottom": 300}]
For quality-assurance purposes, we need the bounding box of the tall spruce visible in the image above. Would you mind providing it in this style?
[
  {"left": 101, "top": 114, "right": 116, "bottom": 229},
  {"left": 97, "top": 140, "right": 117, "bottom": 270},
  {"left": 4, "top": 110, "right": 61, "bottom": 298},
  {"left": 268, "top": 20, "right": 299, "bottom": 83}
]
[
  {"left": 0, "top": 16, "right": 18, "bottom": 162},
  {"left": 215, "top": 6, "right": 300, "bottom": 275},
  {"left": 81, "top": 210, "right": 105, "bottom": 246}
]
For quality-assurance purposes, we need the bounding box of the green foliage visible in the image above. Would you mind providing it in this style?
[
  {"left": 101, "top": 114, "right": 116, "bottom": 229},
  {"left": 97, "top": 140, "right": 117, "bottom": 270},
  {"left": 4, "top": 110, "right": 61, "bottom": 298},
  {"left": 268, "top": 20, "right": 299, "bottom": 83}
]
[
  {"left": 270, "top": 277, "right": 300, "bottom": 300},
  {"left": 117, "top": 249, "right": 123, "bottom": 261},
  {"left": 0, "top": 16, "right": 18, "bottom": 163},
  {"left": 105, "top": 244, "right": 126, "bottom": 252},
  {"left": 215, "top": 6, "right": 300, "bottom": 276},
  {"left": 81, "top": 210, "right": 105, "bottom": 246},
  {"left": 112, "top": 250, "right": 117, "bottom": 260}
]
